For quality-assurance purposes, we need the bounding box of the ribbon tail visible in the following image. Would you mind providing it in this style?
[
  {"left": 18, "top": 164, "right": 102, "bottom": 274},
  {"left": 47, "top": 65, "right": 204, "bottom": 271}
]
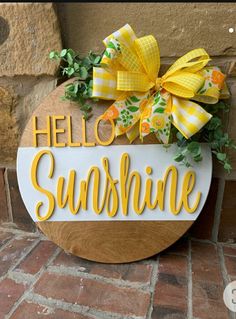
[
  {"left": 171, "top": 96, "right": 212, "bottom": 139},
  {"left": 192, "top": 66, "right": 229, "bottom": 104},
  {"left": 140, "top": 90, "right": 172, "bottom": 144},
  {"left": 220, "top": 82, "right": 230, "bottom": 100},
  {"left": 126, "top": 122, "right": 140, "bottom": 143}
]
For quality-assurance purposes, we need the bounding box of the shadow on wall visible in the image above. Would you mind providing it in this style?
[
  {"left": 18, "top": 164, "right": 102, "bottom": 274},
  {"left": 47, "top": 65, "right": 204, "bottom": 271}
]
[{"left": 0, "top": 16, "right": 10, "bottom": 45}]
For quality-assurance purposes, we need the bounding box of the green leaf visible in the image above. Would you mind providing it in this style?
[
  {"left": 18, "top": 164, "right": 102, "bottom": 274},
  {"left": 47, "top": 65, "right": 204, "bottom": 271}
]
[
  {"left": 126, "top": 99, "right": 132, "bottom": 105},
  {"left": 66, "top": 67, "right": 75, "bottom": 76},
  {"left": 127, "top": 106, "right": 139, "bottom": 112},
  {"left": 187, "top": 142, "right": 201, "bottom": 155},
  {"left": 82, "top": 112, "right": 89, "bottom": 120},
  {"left": 154, "top": 94, "right": 160, "bottom": 102},
  {"left": 60, "top": 49, "right": 67, "bottom": 57},
  {"left": 67, "top": 52, "right": 73, "bottom": 65},
  {"left": 88, "top": 88, "right": 93, "bottom": 97},
  {"left": 154, "top": 107, "right": 165, "bottom": 113},
  {"left": 130, "top": 96, "right": 140, "bottom": 103},
  {"left": 67, "top": 49, "right": 75, "bottom": 58},
  {"left": 214, "top": 128, "right": 223, "bottom": 139},
  {"left": 82, "top": 57, "right": 91, "bottom": 67},
  {"left": 207, "top": 117, "right": 222, "bottom": 130},
  {"left": 216, "top": 152, "right": 227, "bottom": 161},
  {"left": 80, "top": 104, "right": 92, "bottom": 112},
  {"left": 176, "top": 132, "right": 184, "bottom": 141},
  {"left": 49, "top": 51, "right": 55, "bottom": 59},
  {"left": 107, "top": 41, "right": 116, "bottom": 50},
  {"left": 94, "top": 56, "right": 101, "bottom": 64},
  {"left": 174, "top": 153, "right": 185, "bottom": 162},
  {"left": 224, "top": 162, "right": 232, "bottom": 172},
  {"left": 89, "top": 80, "right": 93, "bottom": 88},
  {"left": 193, "top": 154, "right": 203, "bottom": 162},
  {"left": 79, "top": 67, "right": 88, "bottom": 79},
  {"left": 185, "top": 161, "right": 191, "bottom": 168},
  {"left": 73, "top": 82, "right": 79, "bottom": 94},
  {"left": 159, "top": 102, "right": 166, "bottom": 106},
  {"left": 74, "top": 62, "right": 80, "bottom": 71},
  {"left": 104, "top": 51, "right": 111, "bottom": 58}
]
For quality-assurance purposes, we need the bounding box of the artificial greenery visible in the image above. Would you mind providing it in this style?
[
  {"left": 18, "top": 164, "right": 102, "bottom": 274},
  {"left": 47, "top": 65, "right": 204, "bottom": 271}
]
[
  {"left": 49, "top": 48, "right": 101, "bottom": 119},
  {"left": 50, "top": 49, "right": 235, "bottom": 172}
]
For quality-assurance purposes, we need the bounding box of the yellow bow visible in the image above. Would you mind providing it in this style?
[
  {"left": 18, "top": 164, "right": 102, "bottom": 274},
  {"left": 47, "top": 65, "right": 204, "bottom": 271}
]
[{"left": 92, "top": 24, "right": 229, "bottom": 143}]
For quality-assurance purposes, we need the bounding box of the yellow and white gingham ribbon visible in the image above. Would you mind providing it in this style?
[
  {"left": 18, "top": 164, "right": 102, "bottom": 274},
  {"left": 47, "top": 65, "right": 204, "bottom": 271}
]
[{"left": 92, "top": 24, "right": 230, "bottom": 143}]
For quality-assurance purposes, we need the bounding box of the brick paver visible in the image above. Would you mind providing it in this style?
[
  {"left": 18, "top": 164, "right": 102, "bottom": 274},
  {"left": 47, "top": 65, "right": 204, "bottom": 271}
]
[
  {"left": 191, "top": 241, "right": 229, "bottom": 319},
  {"left": 14, "top": 240, "right": 57, "bottom": 275},
  {"left": 0, "top": 237, "right": 37, "bottom": 277},
  {"left": 10, "top": 301, "right": 92, "bottom": 319},
  {"left": 0, "top": 226, "right": 234, "bottom": 319},
  {"left": 152, "top": 254, "right": 188, "bottom": 318},
  {"left": 34, "top": 272, "right": 150, "bottom": 317},
  {"left": 0, "top": 232, "right": 14, "bottom": 246},
  {"left": 53, "top": 250, "right": 153, "bottom": 283},
  {"left": 224, "top": 255, "right": 236, "bottom": 277},
  {"left": 0, "top": 278, "right": 28, "bottom": 318}
]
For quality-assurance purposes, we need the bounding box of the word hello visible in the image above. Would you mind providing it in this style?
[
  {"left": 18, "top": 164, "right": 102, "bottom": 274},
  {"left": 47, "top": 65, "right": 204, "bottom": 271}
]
[
  {"left": 31, "top": 149, "right": 202, "bottom": 221},
  {"left": 33, "top": 115, "right": 115, "bottom": 147}
]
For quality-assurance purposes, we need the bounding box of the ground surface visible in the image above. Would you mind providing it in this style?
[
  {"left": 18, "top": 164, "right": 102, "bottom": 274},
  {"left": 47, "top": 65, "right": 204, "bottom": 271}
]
[{"left": 0, "top": 223, "right": 235, "bottom": 319}]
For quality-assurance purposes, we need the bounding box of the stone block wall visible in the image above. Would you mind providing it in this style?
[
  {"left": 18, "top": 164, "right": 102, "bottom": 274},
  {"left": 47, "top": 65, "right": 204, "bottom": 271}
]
[
  {"left": 0, "top": 3, "right": 62, "bottom": 227},
  {"left": 0, "top": 3, "right": 236, "bottom": 243}
]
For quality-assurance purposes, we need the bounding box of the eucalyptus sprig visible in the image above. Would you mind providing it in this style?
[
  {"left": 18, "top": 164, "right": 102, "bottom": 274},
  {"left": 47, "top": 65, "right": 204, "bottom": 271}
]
[
  {"left": 172, "top": 101, "right": 236, "bottom": 173},
  {"left": 49, "top": 48, "right": 102, "bottom": 119}
]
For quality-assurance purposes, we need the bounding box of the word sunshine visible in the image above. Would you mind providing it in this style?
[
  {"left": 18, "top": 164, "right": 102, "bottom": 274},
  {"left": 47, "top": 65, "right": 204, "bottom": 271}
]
[{"left": 31, "top": 149, "right": 202, "bottom": 221}]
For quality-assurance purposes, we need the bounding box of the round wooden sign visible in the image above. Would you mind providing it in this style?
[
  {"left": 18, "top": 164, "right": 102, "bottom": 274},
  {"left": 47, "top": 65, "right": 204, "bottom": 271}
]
[{"left": 17, "top": 80, "right": 212, "bottom": 263}]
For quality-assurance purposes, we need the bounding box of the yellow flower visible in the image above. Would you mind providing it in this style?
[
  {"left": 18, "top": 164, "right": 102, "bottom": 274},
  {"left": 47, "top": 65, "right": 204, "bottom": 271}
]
[{"left": 151, "top": 115, "right": 165, "bottom": 130}]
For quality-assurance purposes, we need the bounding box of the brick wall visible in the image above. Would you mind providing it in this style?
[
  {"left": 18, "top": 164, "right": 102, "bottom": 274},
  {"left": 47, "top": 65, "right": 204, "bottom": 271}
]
[{"left": 0, "top": 3, "right": 236, "bottom": 242}]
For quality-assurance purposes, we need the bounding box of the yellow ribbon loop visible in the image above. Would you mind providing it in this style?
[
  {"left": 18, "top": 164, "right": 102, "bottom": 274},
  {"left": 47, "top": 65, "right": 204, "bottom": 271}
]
[{"left": 92, "top": 24, "right": 230, "bottom": 143}]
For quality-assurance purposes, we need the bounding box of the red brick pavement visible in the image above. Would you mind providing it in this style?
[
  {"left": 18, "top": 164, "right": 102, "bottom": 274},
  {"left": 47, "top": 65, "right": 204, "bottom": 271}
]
[{"left": 0, "top": 225, "right": 234, "bottom": 319}]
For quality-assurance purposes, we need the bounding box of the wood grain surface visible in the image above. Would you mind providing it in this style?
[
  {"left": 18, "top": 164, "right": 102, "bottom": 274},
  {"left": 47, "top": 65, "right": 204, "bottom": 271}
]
[{"left": 20, "top": 80, "right": 193, "bottom": 263}]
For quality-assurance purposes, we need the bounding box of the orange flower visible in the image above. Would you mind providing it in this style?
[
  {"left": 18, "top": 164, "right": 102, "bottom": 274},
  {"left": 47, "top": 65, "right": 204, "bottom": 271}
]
[
  {"left": 103, "top": 105, "right": 119, "bottom": 120},
  {"left": 212, "top": 70, "right": 225, "bottom": 88},
  {"left": 139, "top": 99, "right": 148, "bottom": 112},
  {"left": 141, "top": 122, "right": 150, "bottom": 134}
]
